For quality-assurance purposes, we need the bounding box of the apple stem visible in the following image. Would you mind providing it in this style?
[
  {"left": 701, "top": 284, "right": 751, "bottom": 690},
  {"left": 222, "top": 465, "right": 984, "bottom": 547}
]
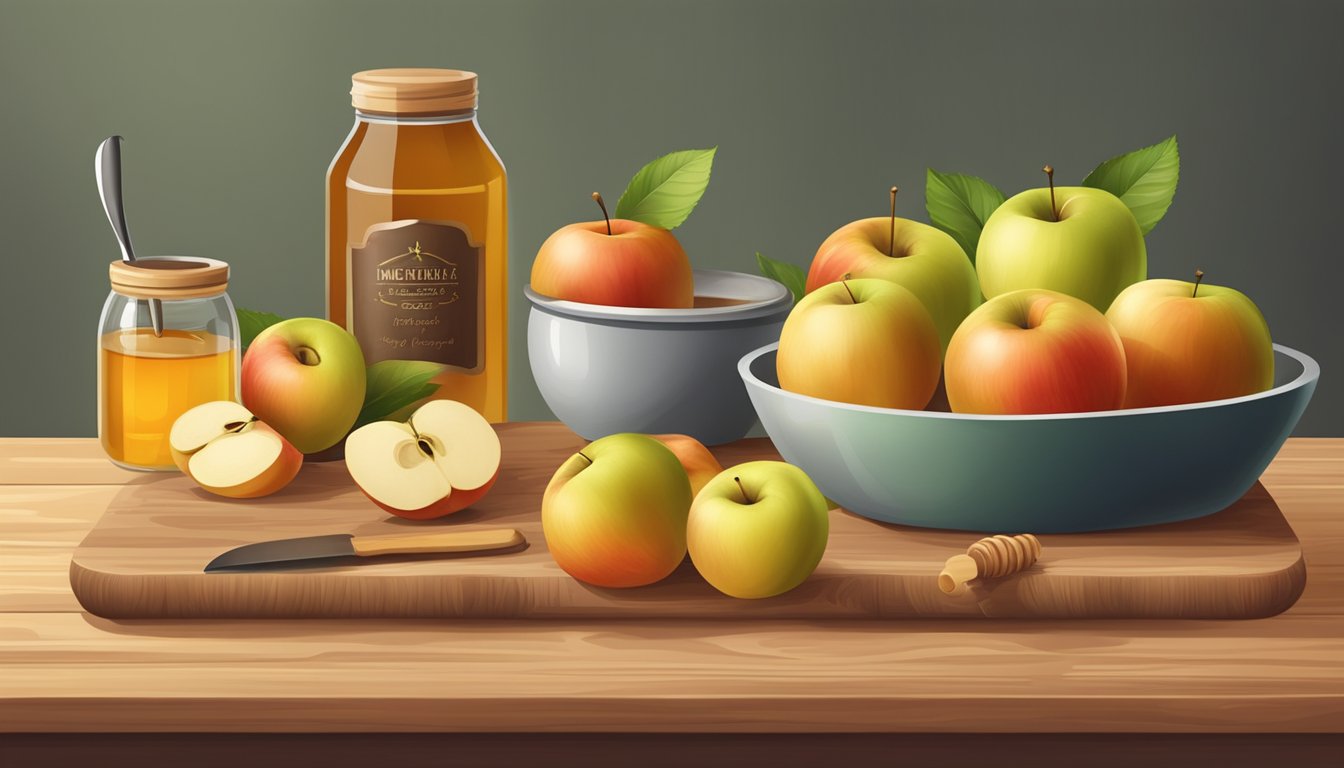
[
  {"left": 577, "top": 451, "right": 592, "bottom": 465},
  {"left": 591, "top": 192, "right": 612, "bottom": 236},
  {"left": 734, "top": 476, "right": 754, "bottom": 504},
  {"left": 1042, "top": 165, "right": 1058, "bottom": 222},
  {"left": 888, "top": 186, "right": 899, "bottom": 258},
  {"left": 223, "top": 417, "right": 257, "bottom": 434},
  {"left": 1192, "top": 269, "right": 1205, "bottom": 298},
  {"left": 841, "top": 279, "right": 857, "bottom": 304}
]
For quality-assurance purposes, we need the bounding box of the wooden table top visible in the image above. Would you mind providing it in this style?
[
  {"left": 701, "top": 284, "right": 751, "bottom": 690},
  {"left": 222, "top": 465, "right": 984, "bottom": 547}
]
[{"left": 1, "top": 436, "right": 1342, "bottom": 735}]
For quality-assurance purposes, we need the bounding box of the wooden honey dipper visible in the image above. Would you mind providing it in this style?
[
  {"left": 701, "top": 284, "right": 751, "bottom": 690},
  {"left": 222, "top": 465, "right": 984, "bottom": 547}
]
[{"left": 938, "top": 534, "right": 1042, "bottom": 595}]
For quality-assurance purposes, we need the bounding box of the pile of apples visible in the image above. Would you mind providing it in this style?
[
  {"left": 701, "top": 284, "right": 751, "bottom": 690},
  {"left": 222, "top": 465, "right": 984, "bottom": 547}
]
[
  {"left": 530, "top": 187, "right": 835, "bottom": 599},
  {"left": 779, "top": 177, "right": 1274, "bottom": 414},
  {"left": 169, "top": 318, "right": 503, "bottom": 519},
  {"left": 542, "top": 432, "right": 830, "bottom": 599}
]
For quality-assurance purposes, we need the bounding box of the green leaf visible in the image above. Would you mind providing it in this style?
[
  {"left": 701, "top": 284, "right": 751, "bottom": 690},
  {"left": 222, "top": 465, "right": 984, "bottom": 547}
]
[
  {"left": 1082, "top": 135, "right": 1180, "bottom": 235},
  {"left": 755, "top": 252, "right": 808, "bottom": 305},
  {"left": 355, "top": 360, "right": 445, "bottom": 428},
  {"left": 924, "top": 169, "right": 1006, "bottom": 265},
  {"left": 235, "top": 308, "right": 287, "bottom": 349},
  {"left": 614, "top": 147, "right": 717, "bottom": 229}
]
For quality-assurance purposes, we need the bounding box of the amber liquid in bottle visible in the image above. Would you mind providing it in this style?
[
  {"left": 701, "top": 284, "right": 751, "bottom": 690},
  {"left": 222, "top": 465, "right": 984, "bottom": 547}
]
[
  {"left": 99, "top": 329, "right": 236, "bottom": 469},
  {"left": 327, "top": 116, "right": 508, "bottom": 422}
]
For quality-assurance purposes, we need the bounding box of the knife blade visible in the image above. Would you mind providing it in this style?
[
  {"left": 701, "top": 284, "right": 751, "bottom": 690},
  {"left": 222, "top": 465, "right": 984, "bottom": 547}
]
[{"left": 204, "top": 528, "right": 526, "bottom": 572}]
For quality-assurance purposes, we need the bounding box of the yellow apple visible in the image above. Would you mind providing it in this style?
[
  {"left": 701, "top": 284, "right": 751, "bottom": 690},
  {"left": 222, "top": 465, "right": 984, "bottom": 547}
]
[{"left": 776, "top": 278, "right": 941, "bottom": 410}]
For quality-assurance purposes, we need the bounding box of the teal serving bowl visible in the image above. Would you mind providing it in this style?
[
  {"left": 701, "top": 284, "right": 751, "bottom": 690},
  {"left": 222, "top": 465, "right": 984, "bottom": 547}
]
[{"left": 739, "top": 343, "right": 1318, "bottom": 533}]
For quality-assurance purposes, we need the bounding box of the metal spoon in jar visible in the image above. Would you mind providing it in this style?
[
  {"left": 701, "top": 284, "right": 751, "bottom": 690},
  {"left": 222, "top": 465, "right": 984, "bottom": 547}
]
[{"left": 95, "top": 135, "right": 164, "bottom": 336}]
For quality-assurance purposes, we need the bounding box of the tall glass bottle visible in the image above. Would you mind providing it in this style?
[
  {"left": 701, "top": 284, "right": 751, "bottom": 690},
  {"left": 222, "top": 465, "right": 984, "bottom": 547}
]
[{"left": 327, "top": 68, "right": 508, "bottom": 422}]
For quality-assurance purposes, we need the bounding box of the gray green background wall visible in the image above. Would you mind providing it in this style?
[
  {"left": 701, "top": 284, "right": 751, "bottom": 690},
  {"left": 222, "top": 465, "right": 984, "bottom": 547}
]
[{"left": 2, "top": 0, "right": 1339, "bottom": 435}]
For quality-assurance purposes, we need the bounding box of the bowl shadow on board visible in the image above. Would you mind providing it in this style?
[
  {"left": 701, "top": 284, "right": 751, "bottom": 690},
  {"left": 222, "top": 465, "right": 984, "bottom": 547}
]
[
  {"left": 847, "top": 481, "right": 1282, "bottom": 554},
  {"left": 739, "top": 342, "right": 1319, "bottom": 534}
]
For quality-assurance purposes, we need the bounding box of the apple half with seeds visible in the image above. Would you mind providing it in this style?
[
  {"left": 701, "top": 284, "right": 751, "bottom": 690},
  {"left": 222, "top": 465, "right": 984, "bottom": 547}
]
[
  {"left": 169, "top": 400, "right": 304, "bottom": 498},
  {"left": 344, "top": 400, "right": 502, "bottom": 520}
]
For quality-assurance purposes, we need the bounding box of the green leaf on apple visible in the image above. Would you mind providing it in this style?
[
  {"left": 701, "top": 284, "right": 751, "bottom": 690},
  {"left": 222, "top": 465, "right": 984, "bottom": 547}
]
[
  {"left": 924, "top": 169, "right": 1006, "bottom": 265},
  {"left": 755, "top": 252, "right": 807, "bottom": 305},
  {"left": 355, "top": 360, "right": 445, "bottom": 428},
  {"left": 1082, "top": 135, "right": 1179, "bottom": 235},
  {"left": 236, "top": 308, "right": 287, "bottom": 350},
  {"left": 614, "top": 147, "right": 717, "bottom": 230}
]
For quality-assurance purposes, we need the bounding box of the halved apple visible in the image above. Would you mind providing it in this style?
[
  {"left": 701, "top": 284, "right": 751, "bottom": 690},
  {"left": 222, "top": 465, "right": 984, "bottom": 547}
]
[
  {"left": 169, "top": 401, "right": 304, "bottom": 498},
  {"left": 344, "top": 400, "right": 502, "bottom": 520}
]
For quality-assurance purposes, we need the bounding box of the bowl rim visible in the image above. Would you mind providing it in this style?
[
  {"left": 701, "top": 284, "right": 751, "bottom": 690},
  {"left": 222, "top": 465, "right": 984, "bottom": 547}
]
[
  {"left": 524, "top": 269, "right": 792, "bottom": 324},
  {"left": 739, "top": 342, "right": 1319, "bottom": 421}
]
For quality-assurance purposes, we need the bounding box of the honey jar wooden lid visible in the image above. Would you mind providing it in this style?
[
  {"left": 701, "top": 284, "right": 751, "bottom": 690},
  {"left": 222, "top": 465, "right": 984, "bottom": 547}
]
[
  {"left": 109, "top": 257, "right": 229, "bottom": 299},
  {"left": 351, "top": 68, "right": 478, "bottom": 116}
]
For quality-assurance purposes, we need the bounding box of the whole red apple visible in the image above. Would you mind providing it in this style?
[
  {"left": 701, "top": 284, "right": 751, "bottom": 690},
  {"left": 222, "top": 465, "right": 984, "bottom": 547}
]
[
  {"left": 1105, "top": 271, "right": 1273, "bottom": 408},
  {"left": 530, "top": 193, "right": 693, "bottom": 308},
  {"left": 806, "top": 188, "right": 980, "bottom": 352},
  {"left": 945, "top": 288, "right": 1127, "bottom": 414},
  {"left": 242, "top": 318, "right": 367, "bottom": 454}
]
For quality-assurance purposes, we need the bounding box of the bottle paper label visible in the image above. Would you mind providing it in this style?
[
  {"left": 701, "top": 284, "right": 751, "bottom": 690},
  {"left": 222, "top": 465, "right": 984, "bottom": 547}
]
[{"left": 349, "top": 220, "right": 483, "bottom": 372}]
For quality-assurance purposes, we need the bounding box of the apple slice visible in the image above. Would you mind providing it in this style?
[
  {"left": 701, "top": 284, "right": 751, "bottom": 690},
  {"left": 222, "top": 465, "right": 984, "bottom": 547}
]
[
  {"left": 344, "top": 400, "right": 502, "bottom": 520},
  {"left": 169, "top": 401, "right": 303, "bottom": 498}
]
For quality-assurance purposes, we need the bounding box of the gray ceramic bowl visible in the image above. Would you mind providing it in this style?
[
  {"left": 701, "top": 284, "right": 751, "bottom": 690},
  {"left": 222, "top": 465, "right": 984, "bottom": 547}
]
[
  {"left": 527, "top": 270, "right": 792, "bottom": 445},
  {"left": 740, "top": 342, "right": 1318, "bottom": 533}
]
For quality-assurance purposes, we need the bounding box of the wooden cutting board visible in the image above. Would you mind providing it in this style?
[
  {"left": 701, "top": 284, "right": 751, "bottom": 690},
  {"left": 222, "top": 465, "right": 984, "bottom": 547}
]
[{"left": 69, "top": 422, "right": 1306, "bottom": 620}]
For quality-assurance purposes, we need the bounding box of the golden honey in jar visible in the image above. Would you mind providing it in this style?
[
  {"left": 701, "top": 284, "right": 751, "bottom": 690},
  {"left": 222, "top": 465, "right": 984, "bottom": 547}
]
[
  {"left": 327, "top": 68, "right": 508, "bottom": 422},
  {"left": 98, "top": 258, "right": 238, "bottom": 470}
]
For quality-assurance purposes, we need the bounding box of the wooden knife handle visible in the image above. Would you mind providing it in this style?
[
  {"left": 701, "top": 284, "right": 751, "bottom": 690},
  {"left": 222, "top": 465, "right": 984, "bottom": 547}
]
[{"left": 349, "top": 528, "right": 525, "bottom": 557}]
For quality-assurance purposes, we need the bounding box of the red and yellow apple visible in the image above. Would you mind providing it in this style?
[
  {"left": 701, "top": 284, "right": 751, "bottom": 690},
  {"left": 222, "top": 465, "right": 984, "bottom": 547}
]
[
  {"left": 530, "top": 194, "right": 693, "bottom": 308},
  {"left": 687, "top": 461, "right": 829, "bottom": 599},
  {"left": 344, "top": 400, "right": 501, "bottom": 520},
  {"left": 241, "top": 317, "right": 366, "bottom": 454},
  {"left": 1105, "top": 272, "right": 1274, "bottom": 408},
  {"left": 169, "top": 400, "right": 303, "bottom": 498},
  {"left": 945, "top": 288, "right": 1128, "bottom": 414},
  {"left": 651, "top": 433, "right": 723, "bottom": 498},
  {"left": 777, "top": 278, "right": 941, "bottom": 410},
  {"left": 806, "top": 198, "right": 980, "bottom": 352},
  {"left": 541, "top": 433, "right": 692, "bottom": 588}
]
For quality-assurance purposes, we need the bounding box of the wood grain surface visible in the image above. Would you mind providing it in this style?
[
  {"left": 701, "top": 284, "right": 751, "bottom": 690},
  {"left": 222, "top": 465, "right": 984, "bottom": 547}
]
[
  {"left": 0, "top": 436, "right": 1340, "bottom": 736},
  {"left": 65, "top": 424, "right": 1305, "bottom": 620}
]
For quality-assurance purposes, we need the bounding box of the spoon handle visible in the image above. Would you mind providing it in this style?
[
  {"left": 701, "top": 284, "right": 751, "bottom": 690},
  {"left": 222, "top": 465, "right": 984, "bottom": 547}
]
[
  {"left": 94, "top": 136, "right": 136, "bottom": 264},
  {"left": 95, "top": 136, "right": 163, "bottom": 335}
]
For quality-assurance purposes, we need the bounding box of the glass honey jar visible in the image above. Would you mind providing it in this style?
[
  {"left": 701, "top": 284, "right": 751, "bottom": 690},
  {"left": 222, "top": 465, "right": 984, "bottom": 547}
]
[
  {"left": 98, "top": 257, "right": 238, "bottom": 470},
  {"left": 327, "top": 68, "right": 508, "bottom": 422}
]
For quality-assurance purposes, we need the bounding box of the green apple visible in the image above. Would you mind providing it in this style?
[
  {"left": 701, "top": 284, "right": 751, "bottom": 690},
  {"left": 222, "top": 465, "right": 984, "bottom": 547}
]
[
  {"left": 777, "top": 278, "right": 942, "bottom": 410},
  {"left": 806, "top": 188, "right": 980, "bottom": 351},
  {"left": 687, "top": 461, "right": 829, "bottom": 599},
  {"left": 241, "top": 318, "right": 367, "bottom": 454},
  {"left": 1106, "top": 270, "right": 1274, "bottom": 408},
  {"left": 977, "top": 169, "right": 1146, "bottom": 311},
  {"left": 541, "top": 433, "right": 692, "bottom": 589}
]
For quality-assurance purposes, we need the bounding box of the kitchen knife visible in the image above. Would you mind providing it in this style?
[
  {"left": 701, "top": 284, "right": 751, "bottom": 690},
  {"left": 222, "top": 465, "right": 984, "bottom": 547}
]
[{"left": 204, "top": 528, "right": 526, "bottom": 572}]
